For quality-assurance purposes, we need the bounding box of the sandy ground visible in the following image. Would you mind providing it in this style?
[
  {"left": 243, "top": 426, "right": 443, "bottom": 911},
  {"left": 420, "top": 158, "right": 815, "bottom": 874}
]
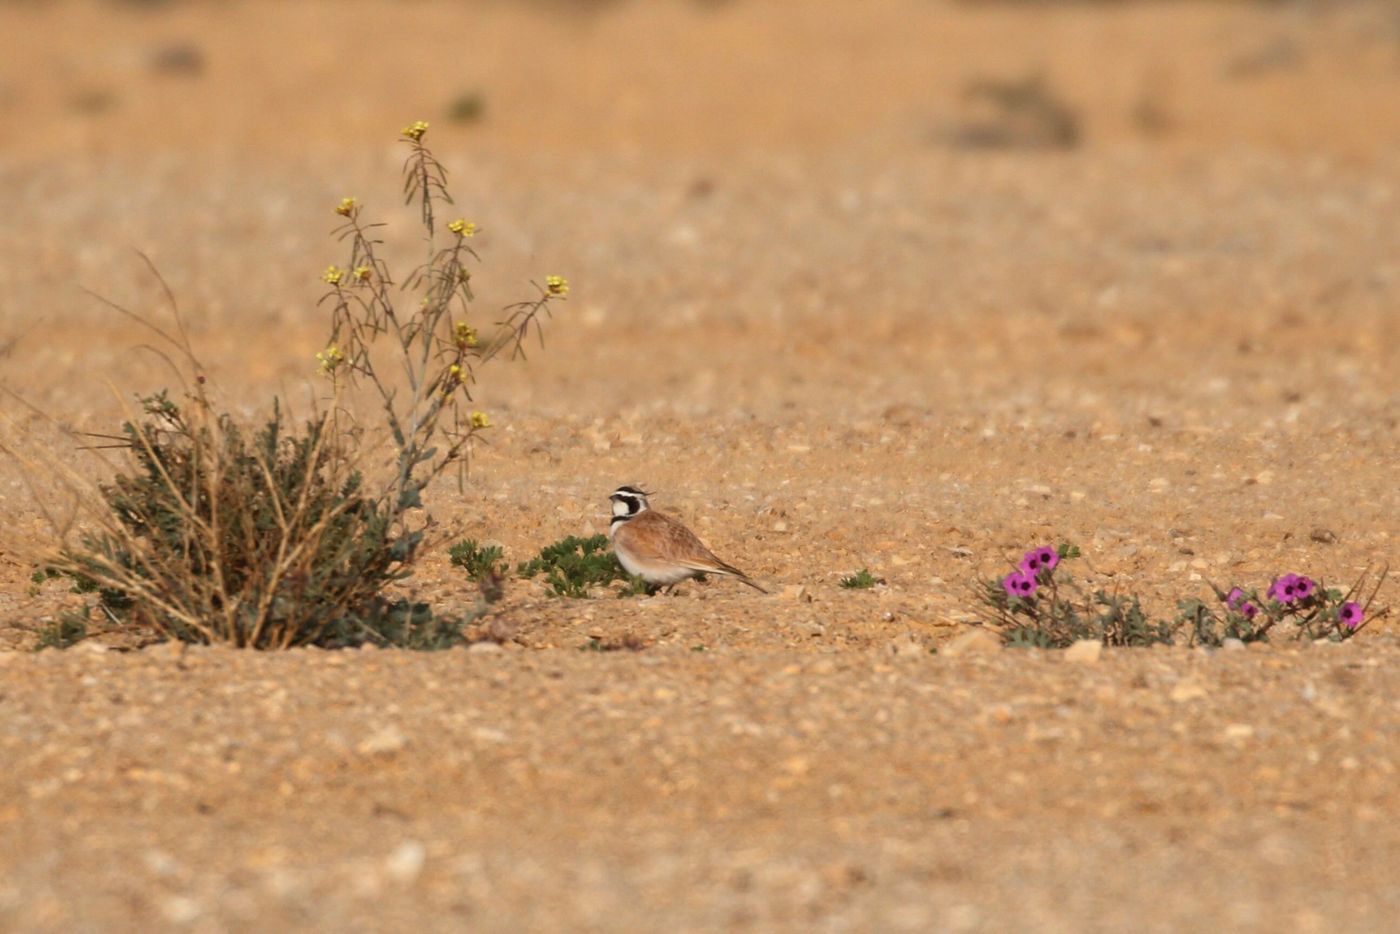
[{"left": 3, "top": 0, "right": 1400, "bottom": 929}]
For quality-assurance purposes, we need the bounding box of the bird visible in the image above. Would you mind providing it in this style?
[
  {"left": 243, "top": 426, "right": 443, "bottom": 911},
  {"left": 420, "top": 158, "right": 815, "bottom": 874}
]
[{"left": 607, "top": 485, "right": 767, "bottom": 593}]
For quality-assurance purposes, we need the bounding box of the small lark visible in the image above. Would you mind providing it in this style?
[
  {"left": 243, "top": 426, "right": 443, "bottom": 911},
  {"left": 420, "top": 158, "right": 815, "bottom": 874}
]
[{"left": 607, "top": 486, "right": 767, "bottom": 593}]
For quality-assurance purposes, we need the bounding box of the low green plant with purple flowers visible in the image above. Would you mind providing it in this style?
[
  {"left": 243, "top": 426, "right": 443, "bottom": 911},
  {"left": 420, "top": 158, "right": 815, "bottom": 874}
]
[
  {"left": 981, "top": 544, "right": 1388, "bottom": 650},
  {"left": 1178, "top": 566, "right": 1387, "bottom": 647},
  {"left": 979, "top": 543, "right": 1176, "bottom": 648}
]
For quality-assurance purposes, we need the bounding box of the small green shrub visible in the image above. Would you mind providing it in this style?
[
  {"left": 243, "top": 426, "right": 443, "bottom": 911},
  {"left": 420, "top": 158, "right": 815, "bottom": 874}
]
[
  {"left": 446, "top": 91, "right": 485, "bottom": 124},
  {"left": 35, "top": 610, "right": 88, "bottom": 651},
  {"left": 449, "top": 539, "right": 506, "bottom": 582},
  {"left": 516, "top": 534, "right": 640, "bottom": 598},
  {"left": 840, "top": 568, "right": 882, "bottom": 589},
  {"left": 56, "top": 395, "right": 416, "bottom": 648}
]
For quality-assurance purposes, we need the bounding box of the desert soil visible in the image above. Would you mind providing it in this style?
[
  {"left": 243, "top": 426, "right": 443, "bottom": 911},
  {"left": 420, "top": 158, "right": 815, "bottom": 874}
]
[{"left": 3, "top": 0, "right": 1400, "bottom": 930}]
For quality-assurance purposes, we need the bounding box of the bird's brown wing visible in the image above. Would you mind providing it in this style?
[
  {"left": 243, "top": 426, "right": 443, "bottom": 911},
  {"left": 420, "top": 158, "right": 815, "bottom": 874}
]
[
  {"left": 628, "top": 510, "right": 724, "bottom": 567},
  {"left": 640, "top": 511, "right": 767, "bottom": 592}
]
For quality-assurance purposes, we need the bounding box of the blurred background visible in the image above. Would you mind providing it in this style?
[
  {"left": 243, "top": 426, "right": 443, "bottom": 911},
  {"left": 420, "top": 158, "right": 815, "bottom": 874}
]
[
  {"left": 5, "top": 1, "right": 1400, "bottom": 334},
  {"left": 4, "top": 0, "right": 1400, "bottom": 160},
  {"left": 2, "top": 0, "right": 1399, "bottom": 444},
  {"left": 1, "top": 0, "right": 1398, "bottom": 555}
]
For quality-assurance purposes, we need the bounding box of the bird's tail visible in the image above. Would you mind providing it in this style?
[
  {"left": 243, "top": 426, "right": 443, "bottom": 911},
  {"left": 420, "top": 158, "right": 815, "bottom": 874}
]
[{"left": 715, "top": 562, "right": 769, "bottom": 594}]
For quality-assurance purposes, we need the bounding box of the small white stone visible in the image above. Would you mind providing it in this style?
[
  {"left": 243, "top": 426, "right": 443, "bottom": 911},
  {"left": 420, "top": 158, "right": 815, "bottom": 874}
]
[
  {"left": 385, "top": 840, "right": 426, "bottom": 883},
  {"left": 1171, "top": 680, "right": 1208, "bottom": 703},
  {"left": 940, "top": 630, "right": 1002, "bottom": 657},
  {"left": 357, "top": 725, "right": 408, "bottom": 757},
  {"left": 1063, "top": 640, "right": 1102, "bottom": 664},
  {"left": 159, "top": 895, "right": 201, "bottom": 924}
]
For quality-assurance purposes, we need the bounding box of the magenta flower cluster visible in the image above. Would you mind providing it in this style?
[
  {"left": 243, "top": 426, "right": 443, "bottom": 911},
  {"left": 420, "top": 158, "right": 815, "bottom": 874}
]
[
  {"left": 1267, "top": 573, "right": 1316, "bottom": 604},
  {"left": 1226, "top": 573, "right": 1366, "bottom": 631},
  {"left": 1002, "top": 546, "right": 1059, "bottom": 600},
  {"left": 1224, "top": 587, "right": 1259, "bottom": 620}
]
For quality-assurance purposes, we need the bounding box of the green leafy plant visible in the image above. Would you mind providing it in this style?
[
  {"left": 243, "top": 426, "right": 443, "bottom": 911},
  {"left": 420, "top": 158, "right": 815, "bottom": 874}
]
[
  {"left": 516, "top": 534, "right": 641, "bottom": 598},
  {"left": 43, "top": 123, "right": 563, "bottom": 648},
  {"left": 449, "top": 538, "right": 506, "bottom": 582},
  {"left": 840, "top": 568, "right": 882, "bottom": 589}
]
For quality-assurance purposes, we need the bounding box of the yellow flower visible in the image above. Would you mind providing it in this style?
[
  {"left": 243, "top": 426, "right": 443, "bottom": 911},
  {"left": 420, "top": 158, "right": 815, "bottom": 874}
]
[
  {"left": 545, "top": 275, "right": 569, "bottom": 297},
  {"left": 447, "top": 219, "right": 477, "bottom": 237},
  {"left": 322, "top": 265, "right": 344, "bottom": 286},
  {"left": 335, "top": 197, "right": 358, "bottom": 217},
  {"left": 471, "top": 411, "right": 490, "bottom": 429},
  {"left": 353, "top": 265, "right": 371, "bottom": 283},
  {"left": 401, "top": 120, "right": 429, "bottom": 141},
  {"left": 442, "top": 363, "right": 464, "bottom": 396},
  {"left": 454, "top": 321, "right": 479, "bottom": 349},
  {"left": 316, "top": 345, "right": 344, "bottom": 377}
]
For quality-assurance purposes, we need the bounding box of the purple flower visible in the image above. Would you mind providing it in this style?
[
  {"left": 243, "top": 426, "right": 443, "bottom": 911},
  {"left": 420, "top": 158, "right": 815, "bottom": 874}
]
[
  {"left": 1240, "top": 602, "right": 1258, "bottom": 620},
  {"left": 1292, "top": 576, "right": 1316, "bottom": 601},
  {"left": 1019, "top": 546, "right": 1060, "bottom": 580},
  {"left": 1338, "top": 602, "right": 1364, "bottom": 629},
  {"left": 1002, "top": 572, "right": 1038, "bottom": 600},
  {"left": 1225, "top": 587, "right": 1245, "bottom": 609},
  {"left": 1267, "top": 574, "right": 1299, "bottom": 604}
]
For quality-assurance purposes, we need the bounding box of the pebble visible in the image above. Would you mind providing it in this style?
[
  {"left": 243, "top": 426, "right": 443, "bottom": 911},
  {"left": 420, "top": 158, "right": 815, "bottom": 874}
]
[
  {"left": 467, "top": 641, "right": 505, "bottom": 654},
  {"left": 357, "top": 725, "right": 409, "bottom": 757},
  {"left": 159, "top": 895, "right": 201, "bottom": 924},
  {"left": 940, "top": 630, "right": 1002, "bottom": 657},
  {"left": 1170, "top": 679, "right": 1208, "bottom": 703},
  {"left": 385, "top": 840, "right": 427, "bottom": 883},
  {"left": 1221, "top": 638, "right": 1246, "bottom": 652},
  {"left": 1063, "top": 640, "right": 1102, "bottom": 664}
]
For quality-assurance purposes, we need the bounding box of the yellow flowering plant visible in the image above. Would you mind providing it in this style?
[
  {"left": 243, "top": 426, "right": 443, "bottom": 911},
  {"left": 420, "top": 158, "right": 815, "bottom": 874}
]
[{"left": 318, "top": 120, "right": 567, "bottom": 508}]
